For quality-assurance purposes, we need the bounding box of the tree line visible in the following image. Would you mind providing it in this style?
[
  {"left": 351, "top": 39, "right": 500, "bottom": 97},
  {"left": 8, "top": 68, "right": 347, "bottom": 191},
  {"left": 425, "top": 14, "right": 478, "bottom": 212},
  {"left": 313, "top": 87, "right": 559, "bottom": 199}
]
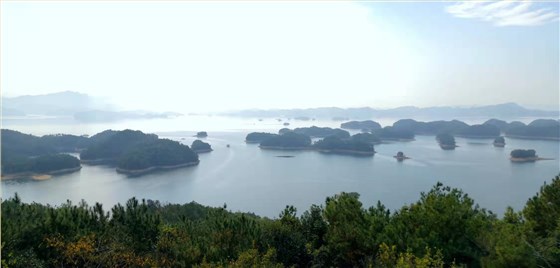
[{"left": 2, "top": 175, "right": 559, "bottom": 267}]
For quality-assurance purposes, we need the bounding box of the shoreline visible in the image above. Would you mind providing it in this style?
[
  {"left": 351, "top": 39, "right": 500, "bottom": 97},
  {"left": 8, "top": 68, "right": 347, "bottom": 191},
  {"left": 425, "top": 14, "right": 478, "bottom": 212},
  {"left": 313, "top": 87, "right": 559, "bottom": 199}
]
[
  {"left": 1, "top": 166, "right": 82, "bottom": 180},
  {"left": 259, "top": 145, "right": 311, "bottom": 151},
  {"left": 116, "top": 161, "right": 200, "bottom": 176},
  {"left": 493, "top": 142, "right": 505, "bottom": 147},
  {"left": 317, "top": 149, "right": 375, "bottom": 156},
  {"left": 510, "top": 157, "right": 554, "bottom": 163},
  {"left": 438, "top": 143, "right": 458, "bottom": 150}
]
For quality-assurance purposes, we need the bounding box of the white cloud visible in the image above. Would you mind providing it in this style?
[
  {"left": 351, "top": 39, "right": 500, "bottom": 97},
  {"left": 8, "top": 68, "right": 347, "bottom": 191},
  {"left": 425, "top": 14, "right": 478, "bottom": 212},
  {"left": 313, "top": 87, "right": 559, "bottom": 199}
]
[{"left": 445, "top": 1, "right": 558, "bottom": 26}]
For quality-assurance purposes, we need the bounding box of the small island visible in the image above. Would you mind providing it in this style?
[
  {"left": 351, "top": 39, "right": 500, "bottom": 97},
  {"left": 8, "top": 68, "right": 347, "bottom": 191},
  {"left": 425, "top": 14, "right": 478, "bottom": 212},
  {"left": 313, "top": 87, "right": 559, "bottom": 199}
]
[
  {"left": 191, "top": 140, "right": 213, "bottom": 153},
  {"left": 259, "top": 132, "right": 312, "bottom": 150},
  {"left": 278, "top": 128, "right": 292, "bottom": 135},
  {"left": 493, "top": 136, "right": 506, "bottom": 147},
  {"left": 245, "top": 132, "right": 278, "bottom": 144},
  {"left": 509, "top": 149, "right": 545, "bottom": 162},
  {"left": 393, "top": 151, "right": 410, "bottom": 161},
  {"left": 195, "top": 131, "right": 208, "bottom": 138},
  {"left": 283, "top": 122, "right": 290, "bottom": 126},
  {"left": 116, "top": 139, "right": 199, "bottom": 176},
  {"left": 313, "top": 136, "right": 375, "bottom": 156},
  {"left": 436, "top": 133, "right": 457, "bottom": 150}
]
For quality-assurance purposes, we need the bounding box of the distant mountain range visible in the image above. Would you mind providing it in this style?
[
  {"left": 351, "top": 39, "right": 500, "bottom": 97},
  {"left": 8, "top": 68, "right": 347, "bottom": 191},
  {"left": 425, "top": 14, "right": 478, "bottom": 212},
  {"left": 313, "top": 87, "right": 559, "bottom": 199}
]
[
  {"left": 2, "top": 91, "right": 182, "bottom": 122},
  {"left": 224, "top": 103, "right": 559, "bottom": 119}
]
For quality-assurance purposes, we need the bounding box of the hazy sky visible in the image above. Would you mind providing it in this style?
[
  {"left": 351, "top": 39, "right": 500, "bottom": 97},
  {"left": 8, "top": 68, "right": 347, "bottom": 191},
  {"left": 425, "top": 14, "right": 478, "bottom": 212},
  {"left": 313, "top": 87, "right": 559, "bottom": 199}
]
[{"left": 2, "top": 1, "right": 559, "bottom": 112}]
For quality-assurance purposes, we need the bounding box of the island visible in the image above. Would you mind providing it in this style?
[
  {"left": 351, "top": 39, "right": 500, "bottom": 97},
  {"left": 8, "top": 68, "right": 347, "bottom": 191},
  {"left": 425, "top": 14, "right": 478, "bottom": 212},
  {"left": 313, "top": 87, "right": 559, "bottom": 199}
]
[
  {"left": 191, "top": 140, "right": 212, "bottom": 153},
  {"left": 457, "top": 124, "right": 500, "bottom": 138},
  {"left": 259, "top": 132, "right": 312, "bottom": 150},
  {"left": 245, "top": 132, "right": 278, "bottom": 143},
  {"left": 116, "top": 139, "right": 199, "bottom": 176},
  {"left": 510, "top": 149, "right": 540, "bottom": 162},
  {"left": 483, "top": 119, "right": 509, "bottom": 132},
  {"left": 493, "top": 136, "right": 506, "bottom": 147},
  {"left": 80, "top": 130, "right": 158, "bottom": 164},
  {"left": 1, "top": 129, "right": 84, "bottom": 179},
  {"left": 293, "top": 126, "right": 350, "bottom": 138},
  {"left": 283, "top": 122, "right": 290, "bottom": 126},
  {"left": 2, "top": 154, "right": 82, "bottom": 180},
  {"left": 393, "top": 151, "right": 410, "bottom": 161},
  {"left": 436, "top": 133, "right": 457, "bottom": 150},
  {"left": 373, "top": 126, "right": 415, "bottom": 141},
  {"left": 196, "top": 131, "right": 208, "bottom": 138},
  {"left": 313, "top": 136, "right": 375, "bottom": 156},
  {"left": 505, "top": 121, "right": 560, "bottom": 140},
  {"left": 340, "top": 120, "right": 382, "bottom": 131},
  {"left": 350, "top": 133, "right": 381, "bottom": 144}
]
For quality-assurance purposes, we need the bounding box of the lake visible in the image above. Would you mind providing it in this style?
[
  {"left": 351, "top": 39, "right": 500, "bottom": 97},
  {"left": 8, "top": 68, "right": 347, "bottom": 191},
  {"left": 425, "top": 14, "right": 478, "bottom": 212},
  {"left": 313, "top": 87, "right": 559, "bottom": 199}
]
[{"left": 2, "top": 116, "right": 559, "bottom": 217}]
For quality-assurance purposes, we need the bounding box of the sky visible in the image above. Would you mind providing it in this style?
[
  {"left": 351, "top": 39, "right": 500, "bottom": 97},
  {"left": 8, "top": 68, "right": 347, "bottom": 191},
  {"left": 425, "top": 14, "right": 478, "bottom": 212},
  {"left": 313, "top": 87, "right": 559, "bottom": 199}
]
[{"left": 2, "top": 1, "right": 559, "bottom": 113}]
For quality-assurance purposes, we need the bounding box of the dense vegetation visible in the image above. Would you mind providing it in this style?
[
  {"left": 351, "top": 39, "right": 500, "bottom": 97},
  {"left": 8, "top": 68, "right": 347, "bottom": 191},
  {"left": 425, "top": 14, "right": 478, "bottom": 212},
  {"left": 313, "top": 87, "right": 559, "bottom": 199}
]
[
  {"left": 350, "top": 133, "right": 382, "bottom": 144},
  {"left": 260, "top": 132, "right": 312, "bottom": 149},
  {"left": 80, "top": 130, "right": 158, "bottom": 161},
  {"left": 191, "top": 140, "right": 212, "bottom": 153},
  {"left": 506, "top": 125, "right": 560, "bottom": 140},
  {"left": 1, "top": 130, "right": 85, "bottom": 175},
  {"left": 292, "top": 126, "right": 350, "bottom": 138},
  {"left": 510, "top": 149, "right": 537, "bottom": 159},
  {"left": 458, "top": 124, "right": 500, "bottom": 138},
  {"left": 245, "top": 132, "right": 278, "bottom": 143},
  {"left": 436, "top": 133, "right": 456, "bottom": 149},
  {"left": 494, "top": 136, "right": 505, "bottom": 145},
  {"left": 117, "top": 139, "right": 199, "bottom": 170},
  {"left": 2, "top": 154, "right": 80, "bottom": 175},
  {"left": 373, "top": 126, "right": 415, "bottom": 140},
  {"left": 313, "top": 136, "right": 375, "bottom": 155},
  {"left": 1, "top": 129, "right": 89, "bottom": 158},
  {"left": 340, "top": 120, "right": 382, "bottom": 130},
  {"left": 3, "top": 176, "right": 559, "bottom": 267}
]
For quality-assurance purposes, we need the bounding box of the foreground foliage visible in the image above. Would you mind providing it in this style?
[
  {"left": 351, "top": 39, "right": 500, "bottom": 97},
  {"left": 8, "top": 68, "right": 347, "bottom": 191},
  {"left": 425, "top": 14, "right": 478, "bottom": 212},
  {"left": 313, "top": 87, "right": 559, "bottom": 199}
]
[{"left": 2, "top": 176, "right": 559, "bottom": 267}]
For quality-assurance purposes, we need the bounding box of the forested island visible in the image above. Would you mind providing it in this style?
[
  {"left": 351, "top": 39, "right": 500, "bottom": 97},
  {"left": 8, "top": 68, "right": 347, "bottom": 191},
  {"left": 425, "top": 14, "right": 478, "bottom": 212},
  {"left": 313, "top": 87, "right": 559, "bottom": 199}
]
[
  {"left": 340, "top": 120, "right": 381, "bottom": 131},
  {"left": 493, "top": 136, "right": 506, "bottom": 147},
  {"left": 196, "top": 131, "right": 208, "bottom": 138},
  {"left": 292, "top": 126, "right": 350, "bottom": 138},
  {"left": 457, "top": 124, "right": 500, "bottom": 138},
  {"left": 436, "top": 133, "right": 457, "bottom": 150},
  {"left": 313, "top": 136, "right": 375, "bottom": 156},
  {"left": 3, "top": 176, "right": 559, "bottom": 267},
  {"left": 373, "top": 126, "right": 415, "bottom": 141},
  {"left": 116, "top": 139, "right": 199, "bottom": 176},
  {"left": 259, "top": 132, "right": 312, "bottom": 150},
  {"left": 191, "top": 140, "right": 213, "bottom": 153},
  {"left": 1, "top": 129, "right": 85, "bottom": 179},
  {"left": 1, "top": 129, "right": 203, "bottom": 177},
  {"left": 505, "top": 120, "right": 560, "bottom": 140},
  {"left": 245, "top": 132, "right": 278, "bottom": 143},
  {"left": 80, "top": 130, "right": 159, "bottom": 164},
  {"left": 510, "top": 149, "right": 541, "bottom": 162}
]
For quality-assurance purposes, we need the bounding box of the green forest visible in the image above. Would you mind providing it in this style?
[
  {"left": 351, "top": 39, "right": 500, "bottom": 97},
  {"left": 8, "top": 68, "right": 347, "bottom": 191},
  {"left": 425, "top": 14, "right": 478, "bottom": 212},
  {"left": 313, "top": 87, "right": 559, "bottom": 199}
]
[{"left": 2, "top": 176, "right": 559, "bottom": 267}]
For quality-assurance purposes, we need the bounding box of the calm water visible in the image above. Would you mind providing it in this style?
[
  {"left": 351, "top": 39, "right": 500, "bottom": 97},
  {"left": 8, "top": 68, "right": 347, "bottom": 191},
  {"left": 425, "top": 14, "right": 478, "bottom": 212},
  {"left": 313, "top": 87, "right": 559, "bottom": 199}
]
[{"left": 2, "top": 116, "right": 559, "bottom": 217}]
